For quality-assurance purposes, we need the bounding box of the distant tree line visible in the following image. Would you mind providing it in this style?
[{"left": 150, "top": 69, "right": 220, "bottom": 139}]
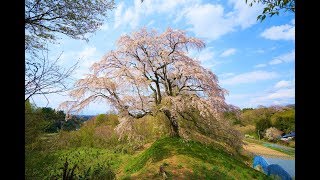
[
  {"left": 25, "top": 100, "right": 89, "bottom": 147},
  {"left": 223, "top": 104, "right": 295, "bottom": 139}
]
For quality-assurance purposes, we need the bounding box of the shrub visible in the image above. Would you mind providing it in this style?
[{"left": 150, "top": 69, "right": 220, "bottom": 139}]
[
  {"left": 264, "top": 127, "right": 283, "bottom": 141},
  {"left": 49, "top": 158, "right": 116, "bottom": 180},
  {"left": 90, "top": 163, "right": 116, "bottom": 180},
  {"left": 95, "top": 114, "right": 119, "bottom": 127},
  {"left": 234, "top": 125, "right": 256, "bottom": 135},
  {"left": 25, "top": 100, "right": 49, "bottom": 149},
  {"left": 95, "top": 114, "right": 108, "bottom": 126},
  {"left": 133, "top": 113, "right": 171, "bottom": 142},
  {"left": 288, "top": 141, "right": 295, "bottom": 148},
  {"left": 53, "top": 119, "right": 122, "bottom": 150},
  {"left": 61, "top": 118, "right": 81, "bottom": 131}
]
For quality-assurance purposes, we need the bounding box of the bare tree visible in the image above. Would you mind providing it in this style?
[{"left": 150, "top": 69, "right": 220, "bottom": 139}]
[
  {"left": 25, "top": 0, "right": 115, "bottom": 101},
  {"left": 25, "top": 49, "right": 78, "bottom": 102}
]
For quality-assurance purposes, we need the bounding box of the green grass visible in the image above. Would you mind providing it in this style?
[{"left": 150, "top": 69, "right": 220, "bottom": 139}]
[
  {"left": 25, "top": 147, "right": 132, "bottom": 179},
  {"left": 124, "top": 137, "right": 270, "bottom": 179},
  {"left": 262, "top": 144, "right": 295, "bottom": 156},
  {"left": 244, "top": 137, "right": 295, "bottom": 157},
  {"left": 26, "top": 136, "right": 270, "bottom": 179}
]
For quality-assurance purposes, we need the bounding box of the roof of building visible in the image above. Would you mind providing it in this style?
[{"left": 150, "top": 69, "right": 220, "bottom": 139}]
[{"left": 282, "top": 132, "right": 295, "bottom": 138}]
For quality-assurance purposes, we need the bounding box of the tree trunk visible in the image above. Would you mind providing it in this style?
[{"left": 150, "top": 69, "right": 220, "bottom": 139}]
[
  {"left": 162, "top": 109, "right": 179, "bottom": 137},
  {"left": 155, "top": 81, "right": 162, "bottom": 104},
  {"left": 167, "top": 79, "right": 173, "bottom": 96}
]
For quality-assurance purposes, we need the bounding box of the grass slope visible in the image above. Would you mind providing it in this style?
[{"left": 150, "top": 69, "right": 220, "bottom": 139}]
[
  {"left": 26, "top": 136, "right": 269, "bottom": 179},
  {"left": 122, "top": 137, "right": 269, "bottom": 179}
]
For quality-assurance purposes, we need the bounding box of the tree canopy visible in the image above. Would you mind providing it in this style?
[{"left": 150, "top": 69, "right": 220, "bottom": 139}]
[
  {"left": 61, "top": 28, "right": 230, "bottom": 117},
  {"left": 25, "top": 0, "right": 115, "bottom": 53},
  {"left": 246, "top": 0, "right": 295, "bottom": 21},
  {"left": 61, "top": 28, "right": 242, "bottom": 151}
]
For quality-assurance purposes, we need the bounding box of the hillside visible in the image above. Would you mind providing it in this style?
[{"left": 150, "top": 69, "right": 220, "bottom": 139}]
[
  {"left": 120, "top": 137, "right": 269, "bottom": 179},
  {"left": 26, "top": 135, "right": 269, "bottom": 179}
]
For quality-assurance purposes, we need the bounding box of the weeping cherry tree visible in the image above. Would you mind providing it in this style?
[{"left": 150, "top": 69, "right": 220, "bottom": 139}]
[{"left": 60, "top": 28, "right": 242, "bottom": 151}]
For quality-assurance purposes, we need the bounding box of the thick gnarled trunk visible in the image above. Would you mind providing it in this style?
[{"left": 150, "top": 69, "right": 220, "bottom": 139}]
[{"left": 162, "top": 109, "right": 179, "bottom": 137}]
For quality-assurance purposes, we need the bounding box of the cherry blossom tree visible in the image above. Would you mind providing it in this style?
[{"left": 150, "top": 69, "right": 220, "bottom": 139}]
[{"left": 60, "top": 28, "right": 242, "bottom": 151}]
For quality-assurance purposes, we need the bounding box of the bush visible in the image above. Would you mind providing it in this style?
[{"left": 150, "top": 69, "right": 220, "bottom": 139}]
[
  {"left": 41, "top": 108, "right": 65, "bottom": 133},
  {"left": 264, "top": 127, "right": 283, "bottom": 141},
  {"left": 25, "top": 100, "right": 49, "bottom": 149},
  {"left": 53, "top": 119, "right": 122, "bottom": 150},
  {"left": 95, "top": 114, "right": 119, "bottom": 127},
  {"left": 234, "top": 125, "right": 256, "bottom": 135},
  {"left": 61, "top": 118, "right": 81, "bottom": 131},
  {"left": 49, "top": 157, "right": 116, "bottom": 179},
  {"left": 90, "top": 163, "right": 116, "bottom": 180},
  {"left": 288, "top": 141, "right": 295, "bottom": 148},
  {"left": 133, "top": 113, "right": 171, "bottom": 142}
]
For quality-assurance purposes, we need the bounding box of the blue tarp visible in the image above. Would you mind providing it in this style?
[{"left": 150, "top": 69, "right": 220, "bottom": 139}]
[
  {"left": 252, "top": 156, "right": 294, "bottom": 179},
  {"left": 263, "top": 157, "right": 295, "bottom": 178},
  {"left": 252, "top": 156, "right": 269, "bottom": 173}
]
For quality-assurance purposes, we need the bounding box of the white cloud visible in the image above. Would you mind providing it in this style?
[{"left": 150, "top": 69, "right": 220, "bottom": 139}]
[
  {"left": 267, "top": 88, "right": 294, "bottom": 99},
  {"left": 188, "top": 47, "right": 223, "bottom": 69},
  {"left": 77, "top": 47, "right": 97, "bottom": 60},
  {"left": 113, "top": 1, "right": 142, "bottom": 29},
  {"left": 114, "top": 2, "right": 125, "bottom": 29},
  {"left": 182, "top": 0, "right": 263, "bottom": 40},
  {"left": 252, "top": 50, "right": 294, "bottom": 69},
  {"left": 248, "top": 79, "right": 295, "bottom": 106},
  {"left": 220, "top": 48, "right": 236, "bottom": 57},
  {"left": 274, "top": 80, "right": 292, "bottom": 89},
  {"left": 219, "top": 72, "right": 235, "bottom": 79},
  {"left": 114, "top": 0, "right": 263, "bottom": 40},
  {"left": 114, "top": 0, "right": 199, "bottom": 29},
  {"left": 227, "top": 0, "right": 264, "bottom": 29},
  {"left": 221, "top": 70, "right": 279, "bottom": 85},
  {"left": 184, "top": 4, "right": 235, "bottom": 40},
  {"left": 197, "top": 48, "right": 215, "bottom": 62},
  {"left": 59, "top": 46, "right": 103, "bottom": 79},
  {"left": 142, "top": 0, "right": 198, "bottom": 14},
  {"left": 261, "top": 20, "right": 295, "bottom": 41},
  {"left": 254, "top": 64, "right": 267, "bottom": 68},
  {"left": 251, "top": 87, "right": 294, "bottom": 103},
  {"left": 269, "top": 50, "right": 295, "bottom": 65}
]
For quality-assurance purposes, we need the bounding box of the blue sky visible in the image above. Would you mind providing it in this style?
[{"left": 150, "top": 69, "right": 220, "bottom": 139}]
[{"left": 31, "top": 0, "right": 295, "bottom": 115}]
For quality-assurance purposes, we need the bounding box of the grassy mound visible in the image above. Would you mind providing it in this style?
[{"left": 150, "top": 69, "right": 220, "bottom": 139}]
[
  {"left": 26, "top": 136, "right": 269, "bottom": 179},
  {"left": 122, "top": 137, "right": 269, "bottom": 179}
]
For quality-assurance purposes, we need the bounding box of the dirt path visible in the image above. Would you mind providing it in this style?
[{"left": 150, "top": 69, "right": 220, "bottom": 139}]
[{"left": 243, "top": 142, "right": 294, "bottom": 159}]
